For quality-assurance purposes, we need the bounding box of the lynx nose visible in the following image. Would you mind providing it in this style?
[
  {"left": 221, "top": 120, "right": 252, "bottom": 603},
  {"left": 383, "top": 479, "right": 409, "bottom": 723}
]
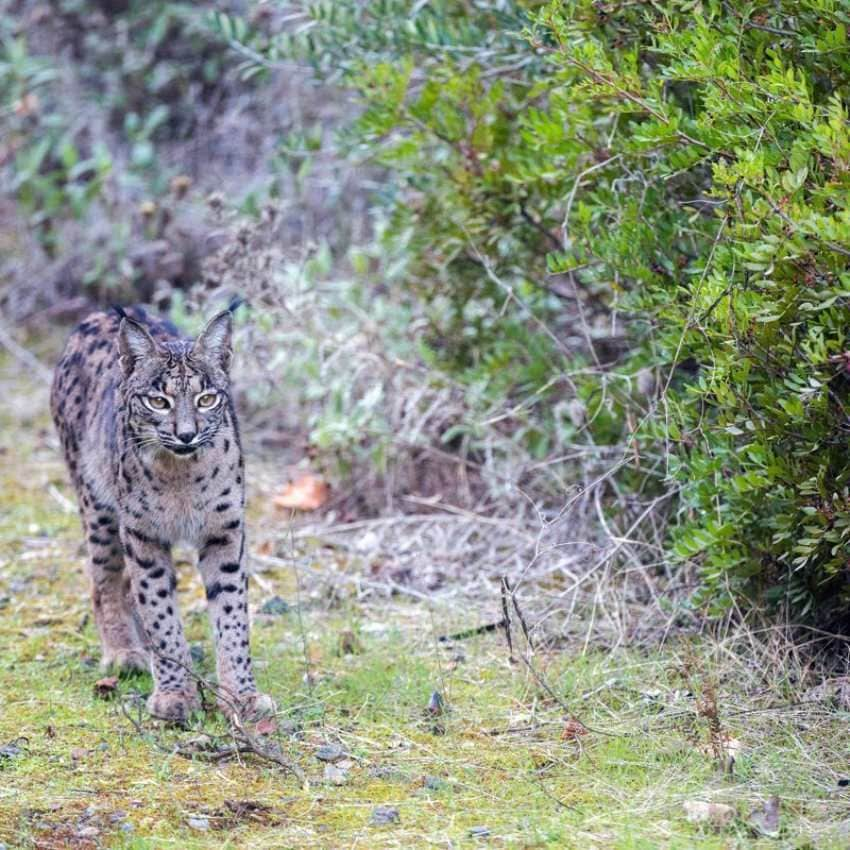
[{"left": 177, "top": 431, "right": 195, "bottom": 445}]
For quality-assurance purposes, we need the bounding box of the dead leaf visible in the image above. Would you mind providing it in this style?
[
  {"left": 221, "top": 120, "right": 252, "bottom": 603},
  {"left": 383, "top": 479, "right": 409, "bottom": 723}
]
[
  {"left": 337, "top": 629, "right": 363, "bottom": 656},
  {"left": 254, "top": 716, "right": 277, "bottom": 737},
  {"left": 273, "top": 474, "right": 329, "bottom": 511},
  {"left": 561, "top": 718, "right": 588, "bottom": 741},
  {"left": 255, "top": 539, "right": 274, "bottom": 557},
  {"left": 14, "top": 92, "right": 39, "bottom": 117},
  {"left": 93, "top": 677, "right": 119, "bottom": 700},
  {"left": 683, "top": 800, "right": 735, "bottom": 828}
]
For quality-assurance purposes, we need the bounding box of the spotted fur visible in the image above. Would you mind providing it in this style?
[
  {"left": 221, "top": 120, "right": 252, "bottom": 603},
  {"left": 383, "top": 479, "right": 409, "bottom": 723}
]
[{"left": 50, "top": 305, "right": 273, "bottom": 722}]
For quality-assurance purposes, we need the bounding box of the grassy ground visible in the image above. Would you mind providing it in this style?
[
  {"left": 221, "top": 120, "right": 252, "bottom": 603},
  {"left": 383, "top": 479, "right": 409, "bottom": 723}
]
[{"left": 2, "top": 357, "right": 850, "bottom": 849}]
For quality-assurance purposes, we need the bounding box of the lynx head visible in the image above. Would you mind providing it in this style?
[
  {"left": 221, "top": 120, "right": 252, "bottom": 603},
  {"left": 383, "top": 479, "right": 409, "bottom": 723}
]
[{"left": 117, "top": 308, "right": 235, "bottom": 456}]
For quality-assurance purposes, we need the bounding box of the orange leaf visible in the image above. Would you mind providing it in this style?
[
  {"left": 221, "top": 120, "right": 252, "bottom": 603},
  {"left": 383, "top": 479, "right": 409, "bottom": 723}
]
[
  {"left": 254, "top": 716, "right": 278, "bottom": 736},
  {"left": 273, "top": 474, "right": 329, "bottom": 511},
  {"left": 93, "top": 677, "right": 119, "bottom": 700},
  {"left": 561, "top": 718, "right": 588, "bottom": 741}
]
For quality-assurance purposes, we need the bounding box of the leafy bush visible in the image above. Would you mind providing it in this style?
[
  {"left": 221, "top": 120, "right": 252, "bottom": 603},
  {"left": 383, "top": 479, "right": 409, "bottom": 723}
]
[{"left": 231, "top": 0, "right": 850, "bottom": 621}]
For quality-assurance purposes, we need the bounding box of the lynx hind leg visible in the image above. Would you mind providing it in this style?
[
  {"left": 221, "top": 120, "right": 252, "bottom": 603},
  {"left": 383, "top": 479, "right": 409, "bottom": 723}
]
[{"left": 82, "top": 501, "right": 149, "bottom": 674}]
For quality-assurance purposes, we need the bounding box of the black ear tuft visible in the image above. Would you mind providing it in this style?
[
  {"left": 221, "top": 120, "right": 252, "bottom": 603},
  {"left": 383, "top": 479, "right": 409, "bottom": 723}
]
[
  {"left": 227, "top": 295, "right": 246, "bottom": 314},
  {"left": 111, "top": 304, "right": 128, "bottom": 320}
]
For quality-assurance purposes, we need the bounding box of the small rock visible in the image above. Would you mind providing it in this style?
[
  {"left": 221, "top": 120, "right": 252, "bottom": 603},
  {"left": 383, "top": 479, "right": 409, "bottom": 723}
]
[
  {"left": 187, "top": 816, "right": 210, "bottom": 831},
  {"left": 426, "top": 691, "right": 445, "bottom": 716},
  {"left": 315, "top": 744, "right": 347, "bottom": 763},
  {"left": 0, "top": 739, "right": 25, "bottom": 760},
  {"left": 76, "top": 826, "right": 99, "bottom": 839},
  {"left": 683, "top": 800, "right": 735, "bottom": 828},
  {"left": 324, "top": 763, "right": 349, "bottom": 785},
  {"left": 370, "top": 805, "right": 400, "bottom": 826},
  {"left": 120, "top": 822, "right": 134, "bottom": 833},
  {"left": 260, "top": 596, "right": 290, "bottom": 616},
  {"left": 369, "top": 766, "right": 408, "bottom": 781},
  {"left": 468, "top": 826, "right": 491, "bottom": 838},
  {"left": 748, "top": 795, "right": 780, "bottom": 837}
]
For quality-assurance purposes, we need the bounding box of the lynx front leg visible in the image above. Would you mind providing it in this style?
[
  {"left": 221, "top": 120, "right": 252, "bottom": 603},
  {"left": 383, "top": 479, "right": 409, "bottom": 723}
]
[
  {"left": 120, "top": 525, "right": 199, "bottom": 721},
  {"left": 80, "top": 500, "right": 147, "bottom": 674},
  {"left": 199, "top": 519, "right": 274, "bottom": 720}
]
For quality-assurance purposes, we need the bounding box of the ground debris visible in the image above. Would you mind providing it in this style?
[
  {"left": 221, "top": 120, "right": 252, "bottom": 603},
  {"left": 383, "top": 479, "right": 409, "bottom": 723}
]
[
  {"left": 561, "top": 718, "right": 588, "bottom": 741},
  {"left": 315, "top": 743, "right": 348, "bottom": 763},
  {"left": 259, "top": 595, "right": 291, "bottom": 616},
  {"left": 273, "top": 474, "right": 329, "bottom": 511},
  {"left": 93, "top": 676, "right": 118, "bottom": 700},
  {"left": 468, "top": 825, "right": 491, "bottom": 838},
  {"left": 187, "top": 800, "right": 279, "bottom": 831},
  {"left": 748, "top": 796, "right": 780, "bottom": 838},
  {"left": 337, "top": 628, "right": 363, "bottom": 655},
  {"left": 683, "top": 800, "right": 735, "bottom": 828},
  {"left": 324, "top": 762, "right": 351, "bottom": 785},
  {"left": 370, "top": 805, "right": 400, "bottom": 826},
  {"left": 0, "top": 737, "right": 27, "bottom": 763},
  {"left": 426, "top": 690, "right": 445, "bottom": 717}
]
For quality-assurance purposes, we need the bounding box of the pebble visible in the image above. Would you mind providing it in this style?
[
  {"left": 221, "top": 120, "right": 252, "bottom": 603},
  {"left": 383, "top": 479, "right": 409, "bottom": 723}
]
[
  {"left": 315, "top": 744, "right": 347, "bottom": 763},
  {"left": 187, "top": 816, "right": 210, "bottom": 831},
  {"left": 370, "top": 805, "right": 400, "bottom": 826},
  {"left": 323, "top": 763, "right": 349, "bottom": 785}
]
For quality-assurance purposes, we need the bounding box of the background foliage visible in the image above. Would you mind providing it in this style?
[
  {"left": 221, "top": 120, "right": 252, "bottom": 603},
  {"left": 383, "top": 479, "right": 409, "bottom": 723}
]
[
  {"left": 231, "top": 0, "right": 850, "bottom": 621},
  {"left": 5, "top": 0, "right": 850, "bottom": 623}
]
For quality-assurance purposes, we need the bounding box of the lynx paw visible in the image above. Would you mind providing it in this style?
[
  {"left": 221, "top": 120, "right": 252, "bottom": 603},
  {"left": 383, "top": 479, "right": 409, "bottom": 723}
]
[
  {"left": 219, "top": 691, "right": 277, "bottom": 722},
  {"left": 101, "top": 647, "right": 150, "bottom": 675},
  {"left": 147, "top": 689, "right": 201, "bottom": 723}
]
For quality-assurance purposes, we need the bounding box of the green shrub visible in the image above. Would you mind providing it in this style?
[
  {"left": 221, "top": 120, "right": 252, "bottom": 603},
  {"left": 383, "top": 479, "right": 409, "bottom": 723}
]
[{"left": 232, "top": 0, "right": 850, "bottom": 621}]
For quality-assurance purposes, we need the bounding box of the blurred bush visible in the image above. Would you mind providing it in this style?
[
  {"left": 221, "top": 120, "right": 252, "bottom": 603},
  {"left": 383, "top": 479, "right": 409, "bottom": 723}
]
[
  {"left": 223, "top": 0, "right": 850, "bottom": 621},
  {"left": 1, "top": 0, "right": 365, "bottom": 320}
]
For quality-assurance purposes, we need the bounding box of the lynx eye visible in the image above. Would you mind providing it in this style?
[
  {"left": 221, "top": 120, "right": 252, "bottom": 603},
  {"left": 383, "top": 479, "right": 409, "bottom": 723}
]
[
  {"left": 144, "top": 395, "right": 171, "bottom": 412},
  {"left": 196, "top": 392, "right": 219, "bottom": 410}
]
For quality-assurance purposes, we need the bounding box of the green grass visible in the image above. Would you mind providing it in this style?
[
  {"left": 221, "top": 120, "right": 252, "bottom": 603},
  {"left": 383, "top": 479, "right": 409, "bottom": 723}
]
[{"left": 2, "top": 358, "right": 850, "bottom": 848}]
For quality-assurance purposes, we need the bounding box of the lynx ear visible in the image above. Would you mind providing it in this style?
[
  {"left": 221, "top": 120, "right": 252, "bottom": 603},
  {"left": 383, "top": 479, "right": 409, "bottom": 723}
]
[
  {"left": 193, "top": 309, "right": 233, "bottom": 371},
  {"left": 118, "top": 318, "right": 158, "bottom": 377}
]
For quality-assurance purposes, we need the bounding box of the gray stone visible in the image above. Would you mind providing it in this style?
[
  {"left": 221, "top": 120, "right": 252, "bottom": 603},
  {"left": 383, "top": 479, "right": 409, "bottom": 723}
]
[{"left": 370, "top": 805, "right": 400, "bottom": 826}]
